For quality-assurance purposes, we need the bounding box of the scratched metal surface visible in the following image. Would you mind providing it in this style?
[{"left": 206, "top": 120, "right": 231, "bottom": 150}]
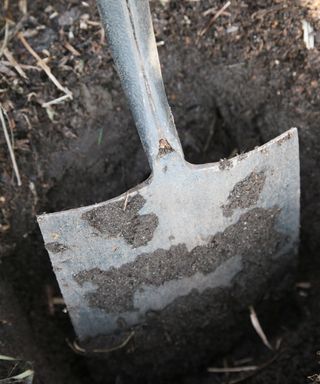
[{"left": 38, "top": 128, "right": 300, "bottom": 340}]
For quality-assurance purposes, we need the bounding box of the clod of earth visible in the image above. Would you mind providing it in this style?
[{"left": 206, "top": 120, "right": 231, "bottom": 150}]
[
  {"left": 45, "top": 242, "right": 69, "bottom": 254},
  {"left": 81, "top": 194, "right": 158, "bottom": 248},
  {"left": 219, "top": 158, "right": 233, "bottom": 170},
  {"left": 222, "top": 171, "right": 266, "bottom": 217},
  {"left": 276, "top": 130, "right": 294, "bottom": 146}
]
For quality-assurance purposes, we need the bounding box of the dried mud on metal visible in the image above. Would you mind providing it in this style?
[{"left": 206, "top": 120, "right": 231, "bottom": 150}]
[
  {"left": 75, "top": 207, "right": 283, "bottom": 315},
  {"left": 82, "top": 194, "right": 158, "bottom": 248},
  {"left": 222, "top": 171, "right": 266, "bottom": 217}
]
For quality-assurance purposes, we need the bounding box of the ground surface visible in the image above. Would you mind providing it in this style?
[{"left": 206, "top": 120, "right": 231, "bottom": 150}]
[{"left": 1, "top": 0, "right": 320, "bottom": 383}]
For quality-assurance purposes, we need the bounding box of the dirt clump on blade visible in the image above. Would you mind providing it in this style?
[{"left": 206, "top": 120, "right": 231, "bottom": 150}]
[
  {"left": 82, "top": 194, "right": 158, "bottom": 247},
  {"left": 222, "top": 170, "right": 266, "bottom": 217}
]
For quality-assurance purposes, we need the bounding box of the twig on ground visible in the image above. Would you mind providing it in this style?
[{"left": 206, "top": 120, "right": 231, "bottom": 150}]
[
  {"left": 2, "top": 60, "right": 40, "bottom": 71},
  {"left": 308, "top": 374, "right": 320, "bottom": 382},
  {"left": 296, "top": 281, "right": 311, "bottom": 289},
  {"left": 123, "top": 192, "right": 129, "bottom": 211},
  {"left": 199, "top": 1, "right": 231, "bottom": 37},
  {"left": 0, "top": 19, "right": 10, "bottom": 58},
  {"left": 208, "top": 365, "right": 258, "bottom": 373},
  {"left": 0, "top": 105, "right": 22, "bottom": 186},
  {"left": 203, "top": 7, "right": 217, "bottom": 17},
  {"left": 86, "top": 20, "right": 101, "bottom": 27},
  {"left": 91, "top": 331, "right": 135, "bottom": 353},
  {"left": 233, "top": 357, "right": 253, "bottom": 366},
  {"left": 67, "top": 331, "right": 135, "bottom": 355},
  {"left": 209, "top": 353, "right": 280, "bottom": 384},
  {"left": 0, "top": 354, "right": 34, "bottom": 382},
  {"left": 203, "top": 7, "right": 231, "bottom": 17},
  {"left": 17, "top": 32, "right": 73, "bottom": 105},
  {"left": 100, "top": 25, "right": 105, "bottom": 45},
  {"left": 7, "top": 14, "right": 28, "bottom": 43},
  {"left": 249, "top": 305, "right": 273, "bottom": 350},
  {"left": 0, "top": 12, "right": 28, "bottom": 58},
  {"left": 18, "top": 0, "right": 28, "bottom": 14},
  {"left": 42, "top": 94, "right": 73, "bottom": 108},
  {"left": 302, "top": 20, "right": 315, "bottom": 50},
  {"left": 64, "top": 41, "right": 81, "bottom": 56},
  {"left": 3, "top": 47, "right": 28, "bottom": 79},
  {"left": 0, "top": 62, "right": 15, "bottom": 77},
  {"left": 251, "top": 4, "right": 287, "bottom": 20},
  {"left": 66, "top": 339, "right": 86, "bottom": 354},
  {"left": 224, "top": 353, "right": 280, "bottom": 384}
]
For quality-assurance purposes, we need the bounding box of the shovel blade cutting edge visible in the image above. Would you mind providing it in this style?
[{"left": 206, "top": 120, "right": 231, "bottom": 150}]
[{"left": 37, "top": 128, "right": 299, "bottom": 341}]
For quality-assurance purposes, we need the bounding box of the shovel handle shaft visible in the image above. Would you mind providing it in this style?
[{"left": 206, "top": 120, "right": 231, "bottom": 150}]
[{"left": 97, "top": 0, "right": 184, "bottom": 169}]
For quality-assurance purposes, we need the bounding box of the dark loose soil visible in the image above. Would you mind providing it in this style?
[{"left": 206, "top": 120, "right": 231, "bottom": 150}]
[
  {"left": 1, "top": 0, "right": 320, "bottom": 383},
  {"left": 222, "top": 170, "right": 266, "bottom": 217},
  {"left": 82, "top": 193, "right": 159, "bottom": 247}
]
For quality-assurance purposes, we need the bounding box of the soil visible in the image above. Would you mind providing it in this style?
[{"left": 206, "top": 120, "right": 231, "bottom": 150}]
[
  {"left": 222, "top": 170, "right": 266, "bottom": 217},
  {"left": 81, "top": 193, "right": 159, "bottom": 247},
  {"left": 1, "top": 0, "right": 320, "bottom": 383},
  {"left": 75, "top": 207, "right": 282, "bottom": 314}
]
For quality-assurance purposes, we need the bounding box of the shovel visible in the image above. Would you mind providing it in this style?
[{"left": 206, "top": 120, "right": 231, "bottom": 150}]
[{"left": 38, "top": 0, "right": 300, "bottom": 359}]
